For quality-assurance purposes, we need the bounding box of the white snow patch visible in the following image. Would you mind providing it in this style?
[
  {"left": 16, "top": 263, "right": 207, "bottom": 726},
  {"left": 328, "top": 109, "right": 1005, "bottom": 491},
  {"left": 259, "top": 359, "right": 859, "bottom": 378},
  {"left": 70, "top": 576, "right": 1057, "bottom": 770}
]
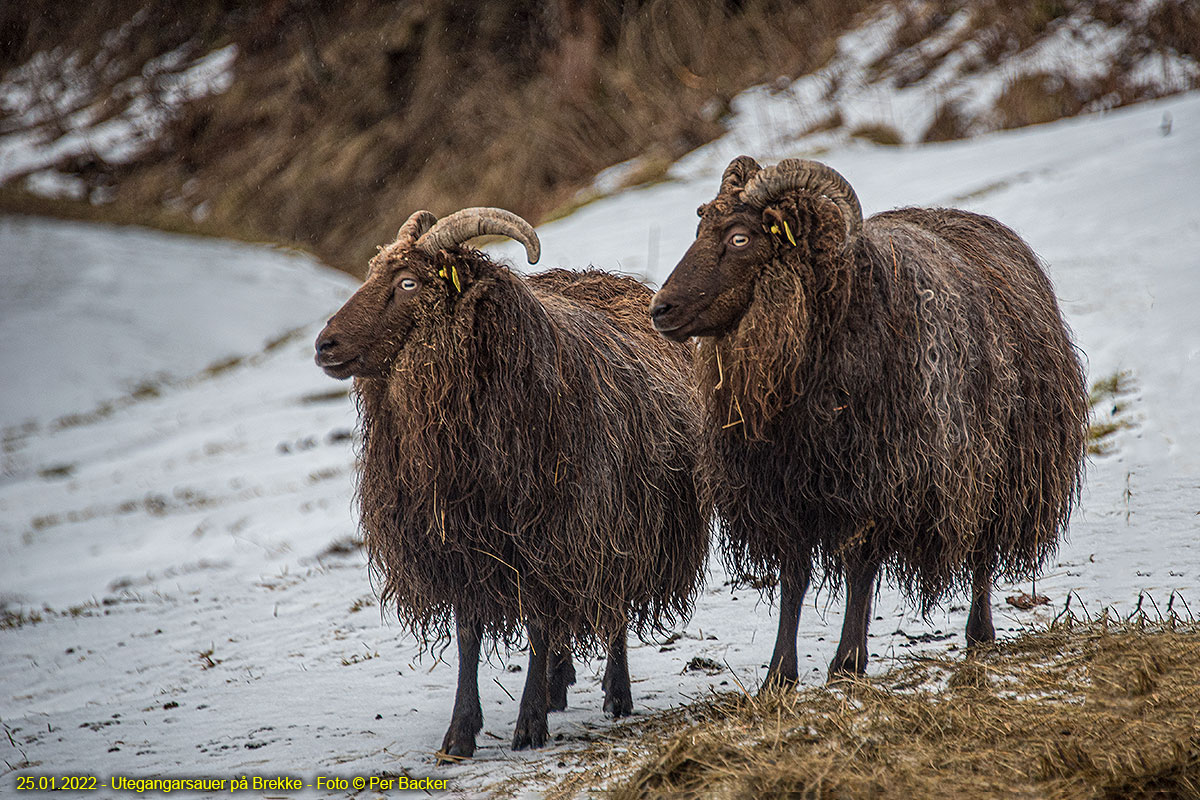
[
  {"left": 662, "top": 0, "right": 1199, "bottom": 179},
  {"left": 0, "top": 41, "right": 237, "bottom": 190},
  {"left": 0, "top": 217, "right": 354, "bottom": 431}
]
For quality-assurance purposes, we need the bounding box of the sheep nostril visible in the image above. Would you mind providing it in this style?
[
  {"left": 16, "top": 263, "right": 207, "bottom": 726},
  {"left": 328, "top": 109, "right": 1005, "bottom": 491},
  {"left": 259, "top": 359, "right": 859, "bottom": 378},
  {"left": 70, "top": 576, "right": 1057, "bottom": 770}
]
[
  {"left": 650, "top": 301, "right": 672, "bottom": 321},
  {"left": 316, "top": 336, "right": 338, "bottom": 354}
]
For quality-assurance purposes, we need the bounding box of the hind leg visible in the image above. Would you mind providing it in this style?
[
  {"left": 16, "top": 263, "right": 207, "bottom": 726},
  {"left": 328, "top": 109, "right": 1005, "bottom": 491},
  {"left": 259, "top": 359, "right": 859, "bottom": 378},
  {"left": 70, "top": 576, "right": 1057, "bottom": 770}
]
[
  {"left": 966, "top": 564, "right": 996, "bottom": 647},
  {"left": 763, "top": 559, "right": 810, "bottom": 690},
  {"left": 829, "top": 553, "right": 881, "bottom": 677},
  {"left": 602, "top": 625, "right": 633, "bottom": 718},
  {"left": 548, "top": 649, "right": 576, "bottom": 712}
]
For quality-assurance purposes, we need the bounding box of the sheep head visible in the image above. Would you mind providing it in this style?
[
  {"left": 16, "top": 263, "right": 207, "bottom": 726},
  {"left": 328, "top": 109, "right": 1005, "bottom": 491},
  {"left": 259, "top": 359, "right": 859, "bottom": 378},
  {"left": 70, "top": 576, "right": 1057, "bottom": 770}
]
[
  {"left": 650, "top": 156, "right": 861, "bottom": 342},
  {"left": 315, "top": 208, "right": 540, "bottom": 380}
]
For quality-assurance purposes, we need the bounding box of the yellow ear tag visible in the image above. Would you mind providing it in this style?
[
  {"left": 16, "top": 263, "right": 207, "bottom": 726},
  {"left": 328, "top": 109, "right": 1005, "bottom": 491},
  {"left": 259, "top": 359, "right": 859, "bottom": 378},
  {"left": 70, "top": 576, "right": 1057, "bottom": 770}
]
[
  {"left": 450, "top": 265, "right": 462, "bottom": 293},
  {"left": 438, "top": 267, "right": 448, "bottom": 279},
  {"left": 770, "top": 224, "right": 780, "bottom": 235},
  {"left": 783, "top": 219, "right": 797, "bottom": 246}
]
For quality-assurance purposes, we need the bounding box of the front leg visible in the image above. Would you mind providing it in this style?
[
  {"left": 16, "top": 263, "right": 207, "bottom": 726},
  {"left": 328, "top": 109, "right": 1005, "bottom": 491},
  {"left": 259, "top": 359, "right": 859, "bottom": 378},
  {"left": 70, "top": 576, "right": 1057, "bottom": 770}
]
[
  {"left": 965, "top": 563, "right": 996, "bottom": 647},
  {"left": 763, "top": 560, "right": 810, "bottom": 690},
  {"left": 829, "top": 552, "right": 881, "bottom": 677},
  {"left": 438, "top": 615, "right": 483, "bottom": 762},
  {"left": 512, "top": 622, "right": 550, "bottom": 750},
  {"left": 601, "top": 625, "right": 632, "bottom": 718},
  {"left": 548, "top": 648, "right": 576, "bottom": 712}
]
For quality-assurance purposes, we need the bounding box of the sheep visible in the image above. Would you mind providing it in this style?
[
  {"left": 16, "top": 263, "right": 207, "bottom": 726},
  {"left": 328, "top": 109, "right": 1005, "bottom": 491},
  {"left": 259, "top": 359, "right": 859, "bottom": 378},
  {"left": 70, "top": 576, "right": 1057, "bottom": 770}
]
[
  {"left": 650, "top": 156, "right": 1088, "bottom": 683},
  {"left": 314, "top": 207, "right": 707, "bottom": 757}
]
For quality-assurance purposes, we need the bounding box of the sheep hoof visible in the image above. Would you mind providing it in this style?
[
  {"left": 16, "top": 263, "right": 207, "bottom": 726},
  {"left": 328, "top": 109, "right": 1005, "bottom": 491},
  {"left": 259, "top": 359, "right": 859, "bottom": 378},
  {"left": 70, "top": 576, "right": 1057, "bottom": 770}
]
[
  {"left": 603, "top": 687, "right": 633, "bottom": 719},
  {"left": 548, "top": 655, "right": 576, "bottom": 712},
  {"left": 828, "top": 647, "right": 869, "bottom": 678},
  {"left": 511, "top": 715, "right": 549, "bottom": 750},
  {"left": 966, "top": 621, "right": 996, "bottom": 648},
  {"left": 437, "top": 733, "right": 476, "bottom": 763},
  {"left": 761, "top": 668, "right": 798, "bottom": 693}
]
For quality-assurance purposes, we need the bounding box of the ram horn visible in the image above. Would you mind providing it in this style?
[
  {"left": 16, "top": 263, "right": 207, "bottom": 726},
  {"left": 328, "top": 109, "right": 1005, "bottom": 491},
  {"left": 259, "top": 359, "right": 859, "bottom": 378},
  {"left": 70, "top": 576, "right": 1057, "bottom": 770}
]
[
  {"left": 416, "top": 207, "right": 541, "bottom": 264},
  {"left": 741, "top": 159, "right": 862, "bottom": 240},
  {"left": 720, "top": 155, "right": 763, "bottom": 195},
  {"left": 396, "top": 210, "right": 438, "bottom": 243}
]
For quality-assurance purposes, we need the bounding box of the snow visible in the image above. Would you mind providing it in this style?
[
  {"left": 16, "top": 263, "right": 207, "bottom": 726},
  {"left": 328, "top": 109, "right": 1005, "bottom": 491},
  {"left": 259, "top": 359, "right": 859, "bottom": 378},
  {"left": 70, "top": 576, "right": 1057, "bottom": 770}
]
[
  {"left": 0, "top": 217, "right": 352, "bottom": 430},
  {"left": 625, "top": 0, "right": 1200, "bottom": 174},
  {"left": 0, "top": 43, "right": 237, "bottom": 193},
  {"left": 2, "top": 92, "right": 1199, "bottom": 795}
]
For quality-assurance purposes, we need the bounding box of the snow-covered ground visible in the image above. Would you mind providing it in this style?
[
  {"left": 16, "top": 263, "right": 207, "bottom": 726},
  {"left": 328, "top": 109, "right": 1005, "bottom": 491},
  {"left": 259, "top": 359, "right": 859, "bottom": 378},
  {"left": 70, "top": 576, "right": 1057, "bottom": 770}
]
[
  {"left": 0, "top": 218, "right": 350, "bottom": 429},
  {"left": 2, "top": 91, "right": 1198, "bottom": 796}
]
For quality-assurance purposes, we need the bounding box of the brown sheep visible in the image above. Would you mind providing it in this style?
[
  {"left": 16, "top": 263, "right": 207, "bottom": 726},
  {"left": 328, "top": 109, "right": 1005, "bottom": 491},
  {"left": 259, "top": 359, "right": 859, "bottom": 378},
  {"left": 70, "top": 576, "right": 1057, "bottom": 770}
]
[
  {"left": 315, "top": 207, "right": 707, "bottom": 757},
  {"left": 650, "top": 157, "right": 1087, "bottom": 683}
]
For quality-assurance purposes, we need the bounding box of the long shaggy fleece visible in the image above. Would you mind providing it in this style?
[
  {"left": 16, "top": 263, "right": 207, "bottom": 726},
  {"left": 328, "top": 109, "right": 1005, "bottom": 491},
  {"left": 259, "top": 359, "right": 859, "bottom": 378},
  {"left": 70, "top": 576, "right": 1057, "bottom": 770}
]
[
  {"left": 699, "top": 197, "right": 1088, "bottom": 611},
  {"left": 355, "top": 256, "right": 707, "bottom": 654}
]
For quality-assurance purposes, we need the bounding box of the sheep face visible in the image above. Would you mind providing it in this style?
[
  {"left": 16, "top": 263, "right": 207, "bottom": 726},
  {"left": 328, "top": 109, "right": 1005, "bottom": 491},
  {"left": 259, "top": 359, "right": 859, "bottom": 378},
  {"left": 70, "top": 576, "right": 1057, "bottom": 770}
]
[
  {"left": 650, "top": 206, "right": 770, "bottom": 342},
  {"left": 314, "top": 248, "right": 446, "bottom": 380}
]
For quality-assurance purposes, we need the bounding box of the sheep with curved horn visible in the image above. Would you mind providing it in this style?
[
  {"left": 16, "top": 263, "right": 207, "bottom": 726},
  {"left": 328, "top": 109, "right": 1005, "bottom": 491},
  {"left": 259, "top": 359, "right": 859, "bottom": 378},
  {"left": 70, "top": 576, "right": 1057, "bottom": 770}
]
[
  {"left": 316, "top": 207, "right": 708, "bottom": 757},
  {"left": 651, "top": 157, "right": 1087, "bottom": 684}
]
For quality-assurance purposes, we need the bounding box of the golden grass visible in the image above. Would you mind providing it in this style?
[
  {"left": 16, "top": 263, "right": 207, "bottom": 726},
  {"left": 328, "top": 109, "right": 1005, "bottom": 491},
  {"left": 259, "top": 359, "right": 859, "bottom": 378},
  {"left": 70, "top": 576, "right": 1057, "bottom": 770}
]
[
  {"left": 1087, "top": 370, "right": 1138, "bottom": 456},
  {"left": 849, "top": 122, "right": 905, "bottom": 146},
  {"left": 497, "top": 616, "right": 1200, "bottom": 799}
]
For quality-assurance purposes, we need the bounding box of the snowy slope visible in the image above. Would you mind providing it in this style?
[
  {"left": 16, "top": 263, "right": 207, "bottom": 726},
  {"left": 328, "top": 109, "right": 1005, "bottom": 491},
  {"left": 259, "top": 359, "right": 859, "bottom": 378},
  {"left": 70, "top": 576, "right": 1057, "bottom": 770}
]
[
  {"left": 2, "top": 93, "right": 1199, "bottom": 796},
  {"left": 0, "top": 217, "right": 353, "bottom": 429}
]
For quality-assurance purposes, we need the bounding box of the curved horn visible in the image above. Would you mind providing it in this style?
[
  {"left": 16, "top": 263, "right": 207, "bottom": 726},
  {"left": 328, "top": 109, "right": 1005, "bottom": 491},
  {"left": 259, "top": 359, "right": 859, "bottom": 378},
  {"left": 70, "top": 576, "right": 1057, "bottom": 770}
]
[
  {"left": 720, "top": 155, "right": 762, "bottom": 195},
  {"left": 416, "top": 207, "right": 540, "bottom": 264},
  {"left": 741, "top": 159, "right": 862, "bottom": 240},
  {"left": 396, "top": 210, "right": 438, "bottom": 243}
]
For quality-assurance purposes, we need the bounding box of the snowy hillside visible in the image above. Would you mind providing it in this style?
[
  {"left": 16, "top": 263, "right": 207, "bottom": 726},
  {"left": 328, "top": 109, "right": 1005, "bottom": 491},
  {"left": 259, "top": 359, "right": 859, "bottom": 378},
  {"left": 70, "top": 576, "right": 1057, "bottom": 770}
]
[
  {"left": 3, "top": 92, "right": 1199, "bottom": 796},
  {"left": 0, "top": 217, "right": 352, "bottom": 429}
]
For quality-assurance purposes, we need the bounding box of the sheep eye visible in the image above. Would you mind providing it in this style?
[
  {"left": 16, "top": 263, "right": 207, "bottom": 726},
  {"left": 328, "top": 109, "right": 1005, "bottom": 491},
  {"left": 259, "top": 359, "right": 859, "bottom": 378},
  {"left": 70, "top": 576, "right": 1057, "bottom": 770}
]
[
  {"left": 400, "top": 278, "right": 419, "bottom": 291},
  {"left": 729, "top": 233, "right": 750, "bottom": 247}
]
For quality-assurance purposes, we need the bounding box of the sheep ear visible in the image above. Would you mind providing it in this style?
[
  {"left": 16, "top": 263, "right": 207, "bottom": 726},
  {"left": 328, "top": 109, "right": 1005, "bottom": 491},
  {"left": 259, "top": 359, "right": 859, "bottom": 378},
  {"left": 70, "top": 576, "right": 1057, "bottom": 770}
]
[
  {"left": 436, "top": 261, "right": 466, "bottom": 294},
  {"left": 762, "top": 206, "right": 800, "bottom": 248}
]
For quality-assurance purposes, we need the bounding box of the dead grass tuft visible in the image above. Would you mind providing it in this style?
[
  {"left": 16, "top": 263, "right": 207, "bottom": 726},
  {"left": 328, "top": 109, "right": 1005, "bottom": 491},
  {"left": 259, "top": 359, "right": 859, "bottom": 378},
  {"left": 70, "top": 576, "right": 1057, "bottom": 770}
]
[
  {"left": 1087, "top": 370, "right": 1138, "bottom": 456},
  {"left": 849, "top": 121, "right": 904, "bottom": 145}
]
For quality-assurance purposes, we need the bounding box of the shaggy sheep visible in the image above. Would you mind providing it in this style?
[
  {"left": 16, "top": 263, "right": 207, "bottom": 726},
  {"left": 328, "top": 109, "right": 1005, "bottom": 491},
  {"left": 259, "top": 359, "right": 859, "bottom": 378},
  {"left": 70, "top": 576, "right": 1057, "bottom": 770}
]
[
  {"left": 650, "top": 156, "right": 1087, "bottom": 683},
  {"left": 315, "top": 207, "right": 707, "bottom": 757}
]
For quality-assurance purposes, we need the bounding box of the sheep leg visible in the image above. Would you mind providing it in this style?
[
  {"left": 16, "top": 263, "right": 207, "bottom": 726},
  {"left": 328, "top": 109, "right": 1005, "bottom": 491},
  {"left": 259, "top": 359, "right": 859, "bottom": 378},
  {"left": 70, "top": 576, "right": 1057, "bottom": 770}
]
[
  {"left": 965, "top": 565, "right": 996, "bottom": 646},
  {"left": 829, "top": 554, "right": 881, "bottom": 677},
  {"left": 764, "top": 563, "right": 809, "bottom": 690},
  {"left": 512, "top": 622, "right": 550, "bottom": 750},
  {"left": 547, "top": 649, "right": 576, "bottom": 712},
  {"left": 602, "top": 625, "right": 633, "bottom": 718},
  {"left": 438, "top": 617, "right": 483, "bottom": 762}
]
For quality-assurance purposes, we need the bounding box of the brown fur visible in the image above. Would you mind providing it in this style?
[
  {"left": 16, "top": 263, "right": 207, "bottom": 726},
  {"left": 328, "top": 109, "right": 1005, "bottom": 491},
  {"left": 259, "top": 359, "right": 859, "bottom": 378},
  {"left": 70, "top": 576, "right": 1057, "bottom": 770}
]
[
  {"left": 342, "top": 249, "right": 708, "bottom": 655},
  {"left": 657, "top": 161, "right": 1088, "bottom": 616}
]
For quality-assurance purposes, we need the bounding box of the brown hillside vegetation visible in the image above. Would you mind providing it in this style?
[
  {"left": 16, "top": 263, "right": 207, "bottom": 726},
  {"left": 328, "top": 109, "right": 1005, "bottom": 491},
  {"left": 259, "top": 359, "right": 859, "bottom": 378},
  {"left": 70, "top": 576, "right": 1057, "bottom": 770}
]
[
  {"left": 1, "top": 0, "right": 873, "bottom": 273},
  {"left": 502, "top": 617, "right": 1200, "bottom": 799},
  {"left": 3, "top": 0, "right": 1197, "bottom": 274}
]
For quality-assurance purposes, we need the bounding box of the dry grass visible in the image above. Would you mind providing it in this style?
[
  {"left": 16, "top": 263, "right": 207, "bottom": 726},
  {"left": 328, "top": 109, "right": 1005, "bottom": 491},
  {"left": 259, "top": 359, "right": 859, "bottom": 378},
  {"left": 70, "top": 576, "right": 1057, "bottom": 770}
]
[
  {"left": 499, "top": 616, "right": 1200, "bottom": 799},
  {"left": 1087, "top": 370, "right": 1138, "bottom": 456},
  {"left": 3, "top": 0, "right": 874, "bottom": 275},
  {"left": 8, "top": 1, "right": 1196, "bottom": 273},
  {"left": 849, "top": 122, "right": 904, "bottom": 145}
]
